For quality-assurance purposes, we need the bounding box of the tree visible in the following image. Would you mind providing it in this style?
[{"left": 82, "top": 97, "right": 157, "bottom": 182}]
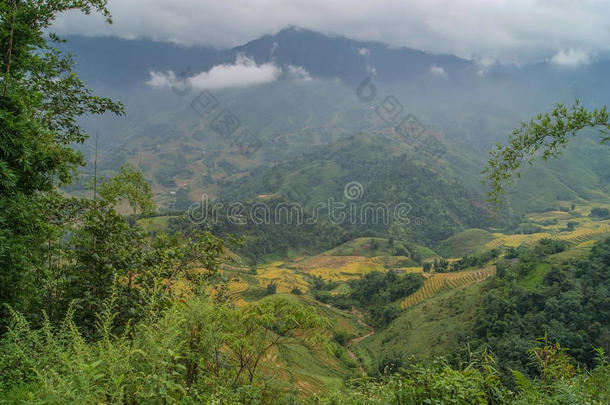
[
  {"left": 590, "top": 207, "right": 610, "bottom": 219},
  {"left": 61, "top": 197, "right": 225, "bottom": 335},
  {"left": 0, "top": 0, "right": 123, "bottom": 330},
  {"left": 99, "top": 163, "right": 155, "bottom": 226},
  {"left": 228, "top": 296, "right": 327, "bottom": 385},
  {"left": 485, "top": 100, "right": 610, "bottom": 209},
  {"left": 63, "top": 198, "right": 141, "bottom": 333}
]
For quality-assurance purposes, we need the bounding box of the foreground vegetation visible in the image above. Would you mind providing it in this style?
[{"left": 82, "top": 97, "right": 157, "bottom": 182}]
[{"left": 1, "top": 283, "right": 608, "bottom": 403}]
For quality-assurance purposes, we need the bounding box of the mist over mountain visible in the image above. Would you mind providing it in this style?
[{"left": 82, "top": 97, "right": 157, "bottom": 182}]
[
  {"left": 67, "top": 27, "right": 610, "bottom": 97},
  {"left": 67, "top": 28, "right": 610, "bottom": 224}
]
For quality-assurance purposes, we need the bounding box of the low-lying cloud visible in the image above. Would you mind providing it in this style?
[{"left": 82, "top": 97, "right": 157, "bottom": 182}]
[
  {"left": 550, "top": 49, "right": 591, "bottom": 67},
  {"left": 53, "top": 0, "right": 610, "bottom": 64},
  {"left": 474, "top": 57, "right": 497, "bottom": 76},
  {"left": 147, "top": 55, "right": 281, "bottom": 90},
  {"left": 428, "top": 64, "right": 448, "bottom": 78},
  {"left": 285, "top": 65, "right": 312, "bottom": 81}
]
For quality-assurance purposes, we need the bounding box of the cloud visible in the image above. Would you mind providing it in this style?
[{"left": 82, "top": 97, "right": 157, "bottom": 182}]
[
  {"left": 550, "top": 49, "right": 591, "bottom": 67},
  {"left": 358, "top": 48, "right": 370, "bottom": 58},
  {"left": 270, "top": 41, "right": 279, "bottom": 57},
  {"left": 285, "top": 65, "right": 312, "bottom": 81},
  {"left": 52, "top": 0, "right": 610, "bottom": 64},
  {"left": 358, "top": 47, "right": 376, "bottom": 75},
  {"left": 474, "top": 57, "right": 497, "bottom": 76},
  {"left": 428, "top": 64, "right": 448, "bottom": 78},
  {"left": 147, "top": 55, "right": 281, "bottom": 90}
]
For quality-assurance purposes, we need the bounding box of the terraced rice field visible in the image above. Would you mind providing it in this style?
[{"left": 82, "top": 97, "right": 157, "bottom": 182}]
[
  {"left": 486, "top": 207, "right": 610, "bottom": 251},
  {"left": 403, "top": 266, "right": 425, "bottom": 273},
  {"left": 401, "top": 266, "right": 496, "bottom": 309},
  {"left": 485, "top": 233, "right": 552, "bottom": 250},
  {"left": 556, "top": 224, "right": 610, "bottom": 244},
  {"left": 527, "top": 211, "right": 571, "bottom": 222},
  {"left": 256, "top": 262, "right": 309, "bottom": 293},
  {"left": 294, "top": 255, "right": 386, "bottom": 282},
  {"left": 226, "top": 279, "right": 249, "bottom": 307}
]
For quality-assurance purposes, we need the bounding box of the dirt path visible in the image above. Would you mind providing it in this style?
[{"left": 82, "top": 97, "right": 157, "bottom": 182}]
[{"left": 345, "top": 307, "right": 374, "bottom": 376}]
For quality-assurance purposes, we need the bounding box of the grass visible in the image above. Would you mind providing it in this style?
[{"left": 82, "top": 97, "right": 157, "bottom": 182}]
[
  {"left": 269, "top": 294, "right": 363, "bottom": 392},
  {"left": 137, "top": 215, "right": 176, "bottom": 234},
  {"left": 413, "top": 245, "right": 440, "bottom": 260},
  {"left": 322, "top": 237, "right": 397, "bottom": 257},
  {"left": 356, "top": 281, "right": 489, "bottom": 371},
  {"left": 521, "top": 262, "right": 551, "bottom": 289},
  {"left": 549, "top": 240, "right": 597, "bottom": 263},
  {"left": 436, "top": 229, "right": 496, "bottom": 258}
]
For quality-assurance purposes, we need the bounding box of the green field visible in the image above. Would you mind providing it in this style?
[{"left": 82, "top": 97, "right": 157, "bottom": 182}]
[{"left": 435, "top": 229, "right": 496, "bottom": 257}]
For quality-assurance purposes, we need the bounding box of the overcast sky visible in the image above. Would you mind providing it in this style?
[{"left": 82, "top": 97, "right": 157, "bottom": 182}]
[{"left": 53, "top": 0, "right": 610, "bottom": 65}]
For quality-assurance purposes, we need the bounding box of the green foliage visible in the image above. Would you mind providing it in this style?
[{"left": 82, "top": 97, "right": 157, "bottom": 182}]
[
  {"left": 474, "top": 237, "right": 610, "bottom": 381},
  {"left": 309, "top": 354, "right": 508, "bottom": 404},
  {"left": 2, "top": 5, "right": 610, "bottom": 403},
  {"left": 0, "top": 0, "right": 122, "bottom": 331},
  {"left": 515, "top": 222, "right": 542, "bottom": 234},
  {"left": 170, "top": 201, "right": 351, "bottom": 264},
  {"left": 436, "top": 229, "right": 496, "bottom": 258},
  {"left": 434, "top": 258, "right": 450, "bottom": 272},
  {"left": 332, "top": 329, "right": 351, "bottom": 347},
  {"left": 265, "top": 282, "right": 278, "bottom": 295},
  {"left": 2, "top": 167, "right": 224, "bottom": 336},
  {"left": 486, "top": 100, "right": 610, "bottom": 209},
  {"left": 310, "top": 348, "right": 609, "bottom": 404},
  {"left": 313, "top": 270, "right": 424, "bottom": 327},
  {"left": 510, "top": 341, "right": 610, "bottom": 404},
  {"left": 171, "top": 136, "right": 491, "bottom": 261},
  {"left": 0, "top": 294, "right": 328, "bottom": 404},
  {"left": 99, "top": 163, "right": 155, "bottom": 224},
  {"left": 590, "top": 207, "right": 610, "bottom": 219},
  {"left": 450, "top": 249, "right": 500, "bottom": 272},
  {"left": 359, "top": 281, "right": 488, "bottom": 372}
]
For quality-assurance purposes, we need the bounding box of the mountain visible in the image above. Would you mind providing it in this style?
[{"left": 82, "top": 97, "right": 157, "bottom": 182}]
[
  {"left": 62, "top": 28, "right": 610, "bottom": 242},
  {"left": 176, "top": 132, "right": 493, "bottom": 262},
  {"left": 64, "top": 27, "right": 475, "bottom": 88}
]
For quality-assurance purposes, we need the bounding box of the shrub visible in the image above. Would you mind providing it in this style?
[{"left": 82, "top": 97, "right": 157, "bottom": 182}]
[
  {"left": 590, "top": 207, "right": 610, "bottom": 219},
  {"left": 332, "top": 330, "right": 351, "bottom": 346},
  {"left": 266, "top": 282, "right": 278, "bottom": 295}
]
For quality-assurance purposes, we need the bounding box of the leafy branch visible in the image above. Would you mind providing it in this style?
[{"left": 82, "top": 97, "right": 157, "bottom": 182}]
[{"left": 485, "top": 100, "right": 610, "bottom": 210}]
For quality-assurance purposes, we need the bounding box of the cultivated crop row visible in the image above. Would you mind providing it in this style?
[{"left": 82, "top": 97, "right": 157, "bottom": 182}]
[{"left": 401, "top": 267, "right": 495, "bottom": 309}]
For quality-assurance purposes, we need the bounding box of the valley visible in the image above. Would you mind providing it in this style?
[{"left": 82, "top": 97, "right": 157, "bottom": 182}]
[{"left": 138, "top": 202, "right": 610, "bottom": 393}]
